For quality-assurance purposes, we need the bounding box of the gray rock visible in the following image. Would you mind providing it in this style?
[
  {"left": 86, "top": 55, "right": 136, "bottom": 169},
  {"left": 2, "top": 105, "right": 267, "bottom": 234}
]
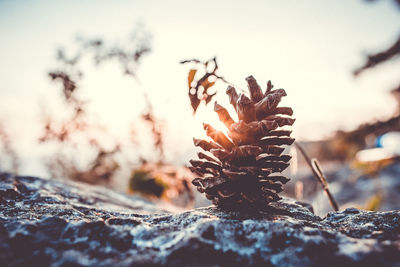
[{"left": 0, "top": 172, "right": 399, "bottom": 267}]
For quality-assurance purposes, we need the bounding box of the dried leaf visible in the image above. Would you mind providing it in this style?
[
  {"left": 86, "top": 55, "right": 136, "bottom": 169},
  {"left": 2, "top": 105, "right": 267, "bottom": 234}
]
[
  {"left": 188, "top": 69, "right": 197, "bottom": 88},
  {"left": 201, "top": 79, "right": 215, "bottom": 91},
  {"left": 189, "top": 92, "right": 201, "bottom": 113},
  {"left": 181, "top": 57, "right": 229, "bottom": 114}
]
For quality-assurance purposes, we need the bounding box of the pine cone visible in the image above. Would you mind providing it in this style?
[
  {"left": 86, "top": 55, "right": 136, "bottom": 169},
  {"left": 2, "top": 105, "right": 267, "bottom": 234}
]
[{"left": 189, "top": 75, "right": 295, "bottom": 210}]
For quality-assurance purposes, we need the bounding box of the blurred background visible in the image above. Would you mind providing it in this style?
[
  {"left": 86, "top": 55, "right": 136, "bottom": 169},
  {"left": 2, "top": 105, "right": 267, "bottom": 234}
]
[{"left": 0, "top": 0, "right": 399, "bottom": 215}]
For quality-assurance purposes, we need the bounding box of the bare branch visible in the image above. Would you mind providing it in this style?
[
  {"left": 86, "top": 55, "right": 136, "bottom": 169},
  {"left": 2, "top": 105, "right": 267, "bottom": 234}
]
[
  {"left": 295, "top": 142, "right": 339, "bottom": 211},
  {"left": 354, "top": 34, "right": 400, "bottom": 76}
]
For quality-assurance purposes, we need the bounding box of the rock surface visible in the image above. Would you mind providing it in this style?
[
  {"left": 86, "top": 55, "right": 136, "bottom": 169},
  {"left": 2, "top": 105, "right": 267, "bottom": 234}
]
[{"left": 0, "top": 172, "right": 399, "bottom": 267}]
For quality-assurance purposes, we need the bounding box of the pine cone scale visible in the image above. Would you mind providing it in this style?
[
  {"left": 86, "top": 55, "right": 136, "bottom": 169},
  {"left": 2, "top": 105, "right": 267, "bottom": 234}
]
[
  {"left": 226, "top": 85, "right": 239, "bottom": 111},
  {"left": 193, "top": 138, "right": 221, "bottom": 151},
  {"left": 256, "top": 154, "right": 292, "bottom": 163},
  {"left": 268, "top": 130, "right": 292, "bottom": 137},
  {"left": 214, "top": 102, "right": 235, "bottom": 128},
  {"left": 237, "top": 94, "right": 256, "bottom": 123},
  {"left": 263, "top": 145, "right": 285, "bottom": 155},
  {"left": 246, "top": 75, "right": 263, "bottom": 102},
  {"left": 259, "top": 137, "right": 295, "bottom": 146}
]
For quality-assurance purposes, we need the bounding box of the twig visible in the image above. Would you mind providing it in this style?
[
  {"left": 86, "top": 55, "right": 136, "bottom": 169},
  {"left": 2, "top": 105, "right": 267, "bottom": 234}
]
[{"left": 295, "top": 142, "right": 339, "bottom": 211}]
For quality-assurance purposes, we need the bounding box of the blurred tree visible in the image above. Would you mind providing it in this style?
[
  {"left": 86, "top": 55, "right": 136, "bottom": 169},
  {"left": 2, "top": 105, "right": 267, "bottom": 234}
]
[
  {"left": 330, "top": 0, "right": 400, "bottom": 159},
  {"left": 0, "top": 124, "right": 19, "bottom": 174},
  {"left": 141, "top": 95, "right": 165, "bottom": 162},
  {"left": 41, "top": 27, "right": 194, "bottom": 208},
  {"left": 355, "top": 0, "right": 400, "bottom": 91},
  {"left": 40, "top": 26, "right": 152, "bottom": 185}
]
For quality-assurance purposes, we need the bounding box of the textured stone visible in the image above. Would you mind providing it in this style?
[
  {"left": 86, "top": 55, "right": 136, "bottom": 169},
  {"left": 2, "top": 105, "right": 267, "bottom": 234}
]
[{"left": 0, "top": 172, "right": 399, "bottom": 266}]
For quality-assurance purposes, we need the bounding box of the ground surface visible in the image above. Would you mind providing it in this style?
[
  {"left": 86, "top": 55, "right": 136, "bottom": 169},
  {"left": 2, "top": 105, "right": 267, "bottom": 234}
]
[{"left": 0, "top": 172, "right": 399, "bottom": 266}]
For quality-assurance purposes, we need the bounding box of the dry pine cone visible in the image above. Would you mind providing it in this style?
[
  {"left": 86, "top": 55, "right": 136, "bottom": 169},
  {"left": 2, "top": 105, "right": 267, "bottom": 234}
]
[{"left": 189, "top": 75, "right": 295, "bottom": 209}]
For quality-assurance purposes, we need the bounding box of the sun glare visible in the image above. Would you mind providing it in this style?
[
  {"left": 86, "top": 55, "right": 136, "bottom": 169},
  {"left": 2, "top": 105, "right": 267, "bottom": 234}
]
[{"left": 194, "top": 103, "right": 231, "bottom": 140}]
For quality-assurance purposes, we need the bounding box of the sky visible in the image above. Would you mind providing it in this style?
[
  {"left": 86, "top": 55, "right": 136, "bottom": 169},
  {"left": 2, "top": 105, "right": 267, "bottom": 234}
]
[{"left": 0, "top": 0, "right": 400, "bottom": 176}]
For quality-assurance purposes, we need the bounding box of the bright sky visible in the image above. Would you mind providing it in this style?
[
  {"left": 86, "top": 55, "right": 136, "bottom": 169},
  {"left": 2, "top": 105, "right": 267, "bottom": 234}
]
[{"left": 0, "top": 0, "right": 400, "bottom": 176}]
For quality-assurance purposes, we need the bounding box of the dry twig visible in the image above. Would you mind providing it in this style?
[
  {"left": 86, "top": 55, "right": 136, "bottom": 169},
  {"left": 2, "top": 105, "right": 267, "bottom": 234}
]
[{"left": 295, "top": 142, "right": 339, "bottom": 211}]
